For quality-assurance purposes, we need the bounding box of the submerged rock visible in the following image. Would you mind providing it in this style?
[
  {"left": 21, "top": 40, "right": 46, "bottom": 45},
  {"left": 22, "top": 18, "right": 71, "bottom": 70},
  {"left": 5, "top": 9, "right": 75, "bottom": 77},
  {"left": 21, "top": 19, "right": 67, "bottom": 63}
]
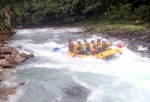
[
  {"left": 62, "top": 84, "right": 91, "bottom": 102},
  {"left": 27, "top": 54, "right": 34, "bottom": 58},
  {"left": 0, "top": 82, "right": 25, "bottom": 101}
]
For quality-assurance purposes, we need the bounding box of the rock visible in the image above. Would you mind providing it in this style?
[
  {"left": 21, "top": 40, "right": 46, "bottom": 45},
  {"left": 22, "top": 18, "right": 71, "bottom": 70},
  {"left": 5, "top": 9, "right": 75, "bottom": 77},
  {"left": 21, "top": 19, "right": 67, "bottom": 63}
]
[
  {"left": 0, "top": 43, "right": 4, "bottom": 47},
  {"left": 134, "top": 20, "right": 144, "bottom": 26},
  {"left": 139, "top": 35, "right": 149, "bottom": 39},
  {"left": 148, "top": 44, "right": 150, "bottom": 49},
  {"left": 0, "top": 59, "right": 13, "bottom": 68},
  {"left": 1, "top": 51, "right": 12, "bottom": 55},
  {"left": 27, "top": 54, "right": 34, "bottom": 58},
  {"left": 14, "top": 55, "right": 26, "bottom": 63},
  {"left": 20, "top": 53, "right": 28, "bottom": 59},
  {"left": 0, "top": 71, "right": 5, "bottom": 82},
  {"left": 85, "top": 27, "right": 97, "bottom": 34},
  {"left": 1, "top": 65, "right": 13, "bottom": 69},
  {"left": 5, "top": 54, "right": 17, "bottom": 64},
  {"left": 0, "top": 78, "right": 4, "bottom": 83},
  {"left": 17, "top": 82, "right": 25, "bottom": 88},
  {"left": 1, "top": 47, "right": 19, "bottom": 55},
  {"left": 0, "top": 56, "right": 5, "bottom": 59},
  {"left": 0, "top": 82, "right": 25, "bottom": 101}
]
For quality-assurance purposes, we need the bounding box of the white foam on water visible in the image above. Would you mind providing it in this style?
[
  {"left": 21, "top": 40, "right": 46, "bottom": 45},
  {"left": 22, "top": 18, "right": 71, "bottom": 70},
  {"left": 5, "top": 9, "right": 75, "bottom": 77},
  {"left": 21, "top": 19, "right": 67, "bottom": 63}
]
[
  {"left": 7, "top": 28, "right": 150, "bottom": 102},
  {"left": 8, "top": 88, "right": 23, "bottom": 102},
  {"left": 138, "top": 45, "right": 148, "bottom": 51}
]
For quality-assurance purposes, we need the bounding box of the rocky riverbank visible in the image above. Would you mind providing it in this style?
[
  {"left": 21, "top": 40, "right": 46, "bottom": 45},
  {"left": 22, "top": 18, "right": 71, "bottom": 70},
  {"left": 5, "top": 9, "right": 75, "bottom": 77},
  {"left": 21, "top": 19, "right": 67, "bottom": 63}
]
[
  {"left": 83, "top": 26, "right": 150, "bottom": 57},
  {"left": 0, "top": 26, "right": 34, "bottom": 101}
]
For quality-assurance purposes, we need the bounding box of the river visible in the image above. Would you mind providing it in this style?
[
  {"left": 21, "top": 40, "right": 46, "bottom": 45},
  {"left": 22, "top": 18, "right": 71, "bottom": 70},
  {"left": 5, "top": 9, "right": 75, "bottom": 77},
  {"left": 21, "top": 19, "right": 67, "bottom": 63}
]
[{"left": 4, "top": 27, "right": 150, "bottom": 102}]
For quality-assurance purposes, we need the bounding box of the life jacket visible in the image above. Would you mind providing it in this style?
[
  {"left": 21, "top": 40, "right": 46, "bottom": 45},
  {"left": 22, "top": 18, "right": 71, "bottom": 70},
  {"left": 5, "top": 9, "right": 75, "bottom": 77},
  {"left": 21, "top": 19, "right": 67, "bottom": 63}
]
[
  {"left": 98, "top": 41, "right": 111, "bottom": 49},
  {"left": 99, "top": 43, "right": 108, "bottom": 50},
  {"left": 93, "top": 41, "right": 97, "bottom": 49},
  {"left": 96, "top": 41, "right": 101, "bottom": 48},
  {"left": 83, "top": 42, "right": 89, "bottom": 51},
  {"left": 78, "top": 44, "right": 83, "bottom": 50},
  {"left": 74, "top": 43, "right": 83, "bottom": 52},
  {"left": 89, "top": 42, "right": 95, "bottom": 54},
  {"left": 68, "top": 41, "right": 74, "bottom": 49},
  {"left": 105, "top": 42, "right": 111, "bottom": 46}
]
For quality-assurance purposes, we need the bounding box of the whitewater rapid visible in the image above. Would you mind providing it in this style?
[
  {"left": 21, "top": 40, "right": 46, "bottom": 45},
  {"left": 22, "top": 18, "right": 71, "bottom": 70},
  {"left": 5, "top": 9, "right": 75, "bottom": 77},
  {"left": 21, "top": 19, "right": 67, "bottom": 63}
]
[{"left": 3, "top": 27, "right": 150, "bottom": 102}]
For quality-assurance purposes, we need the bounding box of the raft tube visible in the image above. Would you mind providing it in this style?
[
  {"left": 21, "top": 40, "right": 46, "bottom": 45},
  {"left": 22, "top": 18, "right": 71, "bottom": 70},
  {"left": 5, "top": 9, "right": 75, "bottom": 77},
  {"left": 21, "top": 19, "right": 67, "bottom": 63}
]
[{"left": 67, "top": 48, "right": 122, "bottom": 59}]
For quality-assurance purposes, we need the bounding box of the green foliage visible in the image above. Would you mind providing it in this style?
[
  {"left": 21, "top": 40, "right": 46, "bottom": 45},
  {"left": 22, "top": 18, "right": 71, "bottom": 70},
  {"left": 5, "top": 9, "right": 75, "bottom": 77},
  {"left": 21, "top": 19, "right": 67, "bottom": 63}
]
[
  {"left": 0, "top": 10, "right": 7, "bottom": 28},
  {"left": 109, "top": 4, "right": 132, "bottom": 20},
  {"left": 134, "top": 5, "right": 150, "bottom": 22},
  {"left": 1, "top": 0, "right": 149, "bottom": 26}
]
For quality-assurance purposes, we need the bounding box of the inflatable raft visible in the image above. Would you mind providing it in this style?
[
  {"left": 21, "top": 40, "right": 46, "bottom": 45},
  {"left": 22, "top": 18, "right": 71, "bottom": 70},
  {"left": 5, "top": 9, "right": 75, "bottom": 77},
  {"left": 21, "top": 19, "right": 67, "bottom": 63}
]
[{"left": 67, "top": 47, "right": 122, "bottom": 59}]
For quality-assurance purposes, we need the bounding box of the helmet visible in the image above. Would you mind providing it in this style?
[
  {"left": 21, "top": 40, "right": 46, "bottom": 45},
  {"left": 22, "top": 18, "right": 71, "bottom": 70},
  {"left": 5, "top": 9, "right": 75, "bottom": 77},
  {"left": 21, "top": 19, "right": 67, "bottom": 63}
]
[
  {"left": 102, "top": 39, "right": 106, "bottom": 42},
  {"left": 98, "top": 37, "right": 102, "bottom": 40},
  {"left": 91, "top": 38, "right": 95, "bottom": 41},
  {"left": 78, "top": 39, "right": 81, "bottom": 42}
]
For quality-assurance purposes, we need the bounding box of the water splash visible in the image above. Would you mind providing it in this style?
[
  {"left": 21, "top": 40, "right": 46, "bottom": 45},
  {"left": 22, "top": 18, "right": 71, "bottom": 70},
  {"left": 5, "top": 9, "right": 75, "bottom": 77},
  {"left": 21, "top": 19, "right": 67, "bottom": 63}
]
[{"left": 6, "top": 27, "right": 150, "bottom": 102}]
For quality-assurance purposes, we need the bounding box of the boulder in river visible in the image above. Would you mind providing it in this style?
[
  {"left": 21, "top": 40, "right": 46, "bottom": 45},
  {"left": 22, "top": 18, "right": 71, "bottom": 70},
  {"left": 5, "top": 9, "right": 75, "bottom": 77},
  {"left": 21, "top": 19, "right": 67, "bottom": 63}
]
[
  {"left": 1, "top": 47, "right": 19, "bottom": 55},
  {"left": 0, "top": 82, "right": 25, "bottom": 101}
]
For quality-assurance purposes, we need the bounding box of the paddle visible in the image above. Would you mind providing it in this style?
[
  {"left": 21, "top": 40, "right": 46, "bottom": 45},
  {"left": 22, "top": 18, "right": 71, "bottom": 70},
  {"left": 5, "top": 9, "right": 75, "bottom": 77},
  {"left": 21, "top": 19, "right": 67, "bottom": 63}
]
[{"left": 53, "top": 46, "right": 66, "bottom": 51}]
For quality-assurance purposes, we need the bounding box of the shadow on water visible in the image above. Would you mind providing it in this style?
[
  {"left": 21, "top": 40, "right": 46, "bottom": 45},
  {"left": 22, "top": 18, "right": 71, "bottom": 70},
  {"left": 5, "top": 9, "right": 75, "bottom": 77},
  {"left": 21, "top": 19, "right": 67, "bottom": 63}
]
[
  {"left": 62, "top": 84, "right": 91, "bottom": 102},
  {"left": 103, "top": 54, "right": 121, "bottom": 61}
]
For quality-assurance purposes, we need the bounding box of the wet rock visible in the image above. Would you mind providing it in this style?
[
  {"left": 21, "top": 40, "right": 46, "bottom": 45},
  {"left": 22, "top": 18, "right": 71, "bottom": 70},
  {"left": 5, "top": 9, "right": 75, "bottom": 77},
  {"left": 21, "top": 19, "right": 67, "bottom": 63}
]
[
  {"left": 20, "top": 53, "right": 28, "bottom": 59},
  {"left": 14, "top": 54, "right": 26, "bottom": 63},
  {"left": 0, "top": 43, "right": 4, "bottom": 47},
  {"left": 5, "top": 54, "right": 17, "bottom": 64},
  {"left": 127, "top": 45, "right": 138, "bottom": 52},
  {"left": 27, "top": 54, "right": 34, "bottom": 59},
  {"left": 0, "top": 82, "right": 25, "bottom": 101},
  {"left": 85, "top": 27, "right": 97, "bottom": 34},
  {"left": 0, "top": 56, "right": 5, "bottom": 59},
  {"left": 1, "top": 47, "right": 19, "bottom": 55},
  {"left": 20, "top": 53, "right": 34, "bottom": 59},
  {"left": 0, "top": 25, "right": 28, "bottom": 101},
  {"left": 1, "top": 51, "right": 12, "bottom": 55},
  {"left": 0, "top": 71, "right": 6, "bottom": 83},
  {"left": 0, "top": 59, "right": 13, "bottom": 69},
  {"left": 148, "top": 44, "right": 150, "bottom": 49},
  {"left": 0, "top": 70, "right": 11, "bottom": 82},
  {"left": 0, "top": 46, "right": 34, "bottom": 69}
]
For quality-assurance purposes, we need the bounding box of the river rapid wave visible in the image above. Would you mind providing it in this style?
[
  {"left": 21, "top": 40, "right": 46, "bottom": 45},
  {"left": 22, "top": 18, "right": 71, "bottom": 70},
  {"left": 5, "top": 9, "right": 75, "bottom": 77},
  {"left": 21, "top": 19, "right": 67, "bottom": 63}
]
[{"left": 4, "top": 27, "right": 150, "bottom": 102}]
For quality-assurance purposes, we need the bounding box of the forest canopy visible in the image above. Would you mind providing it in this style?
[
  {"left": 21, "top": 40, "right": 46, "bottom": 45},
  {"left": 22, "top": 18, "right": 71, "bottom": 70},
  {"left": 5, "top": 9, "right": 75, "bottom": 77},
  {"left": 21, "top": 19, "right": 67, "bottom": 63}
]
[{"left": 0, "top": 0, "right": 150, "bottom": 26}]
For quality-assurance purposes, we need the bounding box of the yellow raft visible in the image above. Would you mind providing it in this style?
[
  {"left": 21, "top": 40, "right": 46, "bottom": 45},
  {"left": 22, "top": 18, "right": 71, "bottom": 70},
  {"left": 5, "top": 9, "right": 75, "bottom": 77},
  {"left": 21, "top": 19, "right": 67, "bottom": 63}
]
[{"left": 67, "top": 47, "right": 122, "bottom": 59}]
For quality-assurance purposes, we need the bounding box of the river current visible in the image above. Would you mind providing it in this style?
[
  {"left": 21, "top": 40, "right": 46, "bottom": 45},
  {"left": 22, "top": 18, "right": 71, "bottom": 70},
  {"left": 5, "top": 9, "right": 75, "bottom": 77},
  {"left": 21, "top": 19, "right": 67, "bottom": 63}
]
[{"left": 4, "top": 27, "right": 150, "bottom": 102}]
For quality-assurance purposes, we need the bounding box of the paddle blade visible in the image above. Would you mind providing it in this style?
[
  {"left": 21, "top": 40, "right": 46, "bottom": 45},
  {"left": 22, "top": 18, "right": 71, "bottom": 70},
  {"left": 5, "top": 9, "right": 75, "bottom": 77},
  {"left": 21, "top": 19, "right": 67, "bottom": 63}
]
[
  {"left": 53, "top": 47, "right": 60, "bottom": 51},
  {"left": 116, "top": 44, "right": 123, "bottom": 48}
]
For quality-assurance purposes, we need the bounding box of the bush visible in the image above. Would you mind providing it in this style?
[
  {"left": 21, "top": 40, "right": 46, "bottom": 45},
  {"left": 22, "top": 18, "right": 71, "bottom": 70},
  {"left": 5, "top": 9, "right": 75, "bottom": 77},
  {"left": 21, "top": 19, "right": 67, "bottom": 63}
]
[
  {"left": 109, "top": 4, "right": 132, "bottom": 21},
  {"left": 134, "top": 5, "right": 150, "bottom": 22}
]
